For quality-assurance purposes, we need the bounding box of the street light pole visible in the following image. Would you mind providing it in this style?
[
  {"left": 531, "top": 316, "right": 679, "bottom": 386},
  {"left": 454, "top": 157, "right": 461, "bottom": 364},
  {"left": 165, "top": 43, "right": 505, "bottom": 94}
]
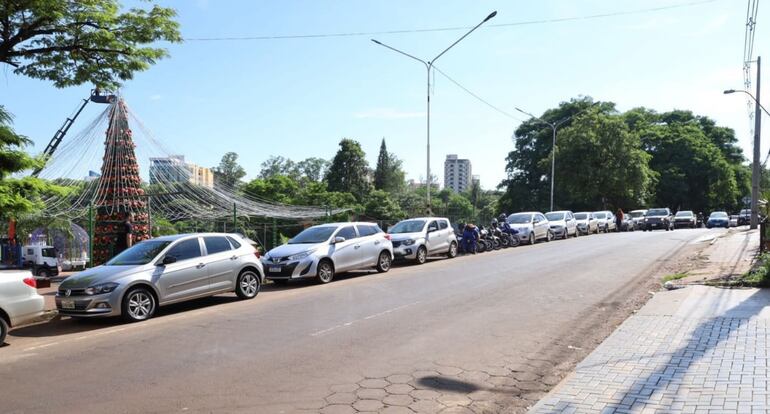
[
  {"left": 515, "top": 102, "right": 599, "bottom": 211},
  {"left": 372, "top": 11, "right": 497, "bottom": 212},
  {"left": 725, "top": 56, "right": 764, "bottom": 229}
]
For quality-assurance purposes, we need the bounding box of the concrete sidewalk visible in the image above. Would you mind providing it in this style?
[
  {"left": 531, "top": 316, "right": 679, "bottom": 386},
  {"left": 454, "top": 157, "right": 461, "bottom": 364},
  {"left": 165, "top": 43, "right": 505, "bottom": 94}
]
[{"left": 530, "top": 230, "right": 769, "bottom": 413}]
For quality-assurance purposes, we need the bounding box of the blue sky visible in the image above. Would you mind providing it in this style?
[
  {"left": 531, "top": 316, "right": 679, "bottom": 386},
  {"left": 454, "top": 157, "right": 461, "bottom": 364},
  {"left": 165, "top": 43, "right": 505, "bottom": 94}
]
[{"left": 1, "top": 0, "right": 766, "bottom": 189}]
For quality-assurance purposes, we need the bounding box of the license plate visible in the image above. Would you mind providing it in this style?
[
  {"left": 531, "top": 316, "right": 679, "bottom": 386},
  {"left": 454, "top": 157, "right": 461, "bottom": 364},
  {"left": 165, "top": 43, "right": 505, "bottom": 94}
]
[
  {"left": 61, "top": 299, "right": 75, "bottom": 309},
  {"left": 269, "top": 266, "right": 281, "bottom": 273}
]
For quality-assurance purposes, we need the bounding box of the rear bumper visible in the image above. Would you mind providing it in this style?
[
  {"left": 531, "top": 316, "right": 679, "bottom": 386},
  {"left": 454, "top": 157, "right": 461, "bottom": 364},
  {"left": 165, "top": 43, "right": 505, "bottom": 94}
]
[{"left": 9, "top": 295, "right": 45, "bottom": 327}]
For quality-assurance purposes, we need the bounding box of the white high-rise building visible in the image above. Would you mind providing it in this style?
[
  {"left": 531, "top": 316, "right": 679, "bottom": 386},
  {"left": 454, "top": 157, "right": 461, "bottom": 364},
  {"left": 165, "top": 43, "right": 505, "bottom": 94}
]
[
  {"left": 444, "top": 154, "right": 472, "bottom": 193},
  {"left": 149, "top": 155, "right": 214, "bottom": 189}
]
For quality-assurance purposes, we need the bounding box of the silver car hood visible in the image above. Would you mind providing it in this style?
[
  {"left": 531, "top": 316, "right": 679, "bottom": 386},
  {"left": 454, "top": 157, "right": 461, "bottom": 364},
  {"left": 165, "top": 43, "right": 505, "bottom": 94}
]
[
  {"left": 510, "top": 223, "right": 533, "bottom": 231},
  {"left": 60, "top": 265, "right": 149, "bottom": 289},
  {"left": 550, "top": 220, "right": 566, "bottom": 226},
  {"left": 267, "top": 243, "right": 321, "bottom": 259},
  {"left": 389, "top": 232, "right": 424, "bottom": 242}
]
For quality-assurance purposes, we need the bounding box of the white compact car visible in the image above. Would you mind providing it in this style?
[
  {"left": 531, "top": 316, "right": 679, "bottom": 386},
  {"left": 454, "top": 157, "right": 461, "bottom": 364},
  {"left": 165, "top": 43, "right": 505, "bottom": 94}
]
[
  {"left": 574, "top": 212, "right": 599, "bottom": 235},
  {"left": 507, "top": 212, "right": 552, "bottom": 245},
  {"left": 388, "top": 217, "right": 458, "bottom": 264},
  {"left": 545, "top": 210, "right": 578, "bottom": 239},
  {"left": 0, "top": 270, "right": 45, "bottom": 344},
  {"left": 263, "top": 222, "right": 394, "bottom": 284}
]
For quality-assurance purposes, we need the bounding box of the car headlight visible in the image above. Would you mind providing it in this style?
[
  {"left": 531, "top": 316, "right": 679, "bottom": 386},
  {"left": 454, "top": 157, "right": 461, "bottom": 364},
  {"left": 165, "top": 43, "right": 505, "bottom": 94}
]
[
  {"left": 287, "top": 251, "right": 313, "bottom": 261},
  {"left": 85, "top": 282, "right": 119, "bottom": 295}
]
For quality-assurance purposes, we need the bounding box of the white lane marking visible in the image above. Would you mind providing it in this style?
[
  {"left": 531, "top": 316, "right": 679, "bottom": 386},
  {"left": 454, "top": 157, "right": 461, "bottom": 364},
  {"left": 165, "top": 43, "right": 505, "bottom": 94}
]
[{"left": 310, "top": 301, "right": 420, "bottom": 337}]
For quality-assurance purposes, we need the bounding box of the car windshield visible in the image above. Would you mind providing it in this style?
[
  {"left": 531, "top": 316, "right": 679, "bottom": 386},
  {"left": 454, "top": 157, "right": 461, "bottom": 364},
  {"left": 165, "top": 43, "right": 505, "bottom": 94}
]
[
  {"left": 289, "top": 226, "right": 337, "bottom": 244},
  {"left": 593, "top": 212, "right": 606, "bottom": 219},
  {"left": 574, "top": 213, "right": 588, "bottom": 220},
  {"left": 629, "top": 211, "right": 645, "bottom": 218},
  {"left": 741, "top": 209, "right": 751, "bottom": 214},
  {"left": 710, "top": 212, "right": 728, "bottom": 218},
  {"left": 42, "top": 248, "right": 56, "bottom": 258},
  {"left": 508, "top": 214, "right": 532, "bottom": 224},
  {"left": 676, "top": 211, "right": 693, "bottom": 217},
  {"left": 106, "top": 240, "right": 172, "bottom": 266},
  {"left": 389, "top": 220, "right": 426, "bottom": 234},
  {"left": 647, "top": 209, "right": 668, "bottom": 216},
  {"left": 545, "top": 213, "right": 564, "bottom": 221}
]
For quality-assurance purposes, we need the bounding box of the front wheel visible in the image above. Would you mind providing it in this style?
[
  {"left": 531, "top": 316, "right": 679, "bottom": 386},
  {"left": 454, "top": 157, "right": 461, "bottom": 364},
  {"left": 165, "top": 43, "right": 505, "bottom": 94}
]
[
  {"left": 376, "top": 251, "right": 391, "bottom": 273},
  {"left": 122, "top": 288, "right": 157, "bottom": 323},
  {"left": 316, "top": 260, "right": 335, "bottom": 284},
  {"left": 447, "top": 242, "right": 458, "bottom": 258},
  {"left": 235, "top": 270, "right": 260, "bottom": 299},
  {"left": 546, "top": 230, "right": 554, "bottom": 242},
  {"left": 415, "top": 246, "right": 428, "bottom": 264}
]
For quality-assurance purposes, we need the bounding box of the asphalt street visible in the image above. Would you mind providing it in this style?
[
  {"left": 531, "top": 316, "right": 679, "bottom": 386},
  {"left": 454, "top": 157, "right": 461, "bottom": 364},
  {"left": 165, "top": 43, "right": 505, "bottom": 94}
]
[{"left": 0, "top": 228, "right": 721, "bottom": 414}]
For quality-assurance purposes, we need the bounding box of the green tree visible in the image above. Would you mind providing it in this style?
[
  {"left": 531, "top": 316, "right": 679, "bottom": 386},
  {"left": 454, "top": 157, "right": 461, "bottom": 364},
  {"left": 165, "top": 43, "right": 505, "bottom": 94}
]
[
  {"left": 325, "top": 138, "right": 371, "bottom": 201},
  {"left": 259, "top": 156, "right": 297, "bottom": 180},
  {"left": 364, "top": 190, "right": 405, "bottom": 220},
  {"left": 373, "top": 138, "right": 405, "bottom": 193},
  {"left": 0, "top": 106, "right": 65, "bottom": 220},
  {"left": 212, "top": 152, "right": 246, "bottom": 189},
  {"left": 0, "top": 0, "right": 181, "bottom": 88},
  {"left": 296, "top": 157, "right": 330, "bottom": 182},
  {"left": 242, "top": 175, "right": 299, "bottom": 204}
]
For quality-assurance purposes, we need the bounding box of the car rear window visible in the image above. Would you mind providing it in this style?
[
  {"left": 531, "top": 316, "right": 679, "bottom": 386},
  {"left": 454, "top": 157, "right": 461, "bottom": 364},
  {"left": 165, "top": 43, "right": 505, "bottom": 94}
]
[
  {"left": 204, "top": 236, "right": 232, "bottom": 255},
  {"left": 357, "top": 225, "right": 380, "bottom": 237},
  {"left": 226, "top": 236, "right": 242, "bottom": 249},
  {"left": 439, "top": 220, "right": 448, "bottom": 230}
]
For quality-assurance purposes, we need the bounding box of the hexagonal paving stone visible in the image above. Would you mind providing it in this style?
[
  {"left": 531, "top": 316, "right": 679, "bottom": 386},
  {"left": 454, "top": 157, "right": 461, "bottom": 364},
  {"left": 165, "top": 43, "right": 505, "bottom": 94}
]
[
  {"left": 329, "top": 383, "right": 359, "bottom": 393},
  {"left": 438, "top": 406, "right": 475, "bottom": 413},
  {"left": 385, "top": 383, "right": 414, "bottom": 395},
  {"left": 511, "top": 371, "right": 540, "bottom": 382},
  {"left": 435, "top": 366, "right": 463, "bottom": 376},
  {"left": 358, "top": 378, "right": 390, "bottom": 389},
  {"left": 466, "top": 390, "right": 496, "bottom": 401},
  {"left": 380, "top": 406, "right": 415, "bottom": 414},
  {"left": 486, "top": 376, "right": 517, "bottom": 388},
  {"left": 386, "top": 374, "right": 413, "bottom": 384},
  {"left": 409, "top": 399, "right": 446, "bottom": 414},
  {"left": 412, "top": 370, "right": 440, "bottom": 379},
  {"left": 482, "top": 366, "right": 510, "bottom": 376},
  {"left": 437, "top": 393, "right": 471, "bottom": 407},
  {"left": 325, "top": 392, "right": 357, "bottom": 405},
  {"left": 459, "top": 370, "right": 490, "bottom": 383},
  {"left": 356, "top": 387, "right": 388, "bottom": 400},
  {"left": 516, "top": 381, "right": 547, "bottom": 392},
  {"left": 352, "top": 399, "right": 384, "bottom": 412},
  {"left": 382, "top": 394, "right": 414, "bottom": 406},
  {"left": 410, "top": 389, "right": 441, "bottom": 400},
  {"left": 320, "top": 404, "right": 357, "bottom": 414}
]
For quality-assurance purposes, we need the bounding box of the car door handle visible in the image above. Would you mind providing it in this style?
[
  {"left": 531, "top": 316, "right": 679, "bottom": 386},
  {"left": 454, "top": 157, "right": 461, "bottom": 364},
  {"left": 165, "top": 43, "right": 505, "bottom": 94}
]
[
  {"left": 354, "top": 245, "right": 361, "bottom": 249},
  {"left": 196, "top": 263, "right": 206, "bottom": 269},
  {"left": 230, "top": 255, "right": 238, "bottom": 261},
  {"left": 374, "top": 241, "right": 381, "bottom": 245}
]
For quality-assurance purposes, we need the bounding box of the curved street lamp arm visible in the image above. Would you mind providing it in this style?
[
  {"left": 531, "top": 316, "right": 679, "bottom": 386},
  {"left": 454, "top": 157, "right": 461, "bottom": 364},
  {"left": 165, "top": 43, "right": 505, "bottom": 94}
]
[
  {"left": 430, "top": 11, "right": 498, "bottom": 67},
  {"left": 515, "top": 107, "right": 554, "bottom": 129},
  {"left": 724, "top": 89, "right": 770, "bottom": 117},
  {"left": 370, "top": 39, "right": 428, "bottom": 67}
]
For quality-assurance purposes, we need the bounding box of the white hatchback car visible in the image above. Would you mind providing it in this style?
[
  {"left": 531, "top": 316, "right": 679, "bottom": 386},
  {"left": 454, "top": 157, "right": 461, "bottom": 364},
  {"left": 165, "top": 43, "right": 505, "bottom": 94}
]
[
  {"left": 388, "top": 217, "right": 458, "bottom": 264},
  {"left": 545, "top": 211, "right": 578, "bottom": 239},
  {"left": 574, "top": 212, "right": 599, "bottom": 235},
  {"left": 263, "top": 222, "right": 394, "bottom": 284},
  {"left": 507, "top": 212, "right": 552, "bottom": 245},
  {"left": 0, "top": 270, "right": 45, "bottom": 344}
]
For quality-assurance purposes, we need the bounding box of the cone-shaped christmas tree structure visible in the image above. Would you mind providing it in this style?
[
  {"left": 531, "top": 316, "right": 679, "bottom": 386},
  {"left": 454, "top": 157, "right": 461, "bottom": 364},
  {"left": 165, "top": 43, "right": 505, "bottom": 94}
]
[{"left": 92, "top": 99, "right": 149, "bottom": 264}]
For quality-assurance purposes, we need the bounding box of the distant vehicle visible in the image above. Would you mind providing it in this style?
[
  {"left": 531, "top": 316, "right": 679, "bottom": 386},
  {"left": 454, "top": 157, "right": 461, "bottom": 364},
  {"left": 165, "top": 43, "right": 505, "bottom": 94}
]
[
  {"left": 706, "top": 211, "right": 729, "bottom": 228},
  {"left": 61, "top": 258, "right": 87, "bottom": 271},
  {"left": 545, "top": 211, "right": 578, "bottom": 239},
  {"left": 643, "top": 208, "right": 674, "bottom": 231},
  {"left": 388, "top": 218, "right": 458, "bottom": 264},
  {"left": 22, "top": 245, "right": 60, "bottom": 278},
  {"left": 628, "top": 209, "right": 647, "bottom": 230},
  {"left": 0, "top": 270, "right": 45, "bottom": 344},
  {"left": 620, "top": 214, "right": 636, "bottom": 232},
  {"left": 673, "top": 211, "right": 697, "bottom": 229},
  {"left": 729, "top": 215, "right": 739, "bottom": 227},
  {"left": 57, "top": 233, "right": 262, "bottom": 322},
  {"left": 574, "top": 212, "right": 599, "bottom": 235},
  {"left": 738, "top": 209, "right": 751, "bottom": 226},
  {"left": 263, "top": 222, "right": 393, "bottom": 284},
  {"left": 507, "top": 212, "right": 552, "bottom": 244},
  {"left": 593, "top": 211, "right": 616, "bottom": 233}
]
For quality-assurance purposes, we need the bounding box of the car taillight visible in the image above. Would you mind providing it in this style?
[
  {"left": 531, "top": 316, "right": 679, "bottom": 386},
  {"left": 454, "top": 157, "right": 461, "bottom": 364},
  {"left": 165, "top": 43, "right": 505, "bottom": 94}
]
[
  {"left": 384, "top": 234, "right": 392, "bottom": 241},
  {"left": 23, "top": 277, "right": 37, "bottom": 289},
  {"left": 254, "top": 250, "right": 261, "bottom": 259}
]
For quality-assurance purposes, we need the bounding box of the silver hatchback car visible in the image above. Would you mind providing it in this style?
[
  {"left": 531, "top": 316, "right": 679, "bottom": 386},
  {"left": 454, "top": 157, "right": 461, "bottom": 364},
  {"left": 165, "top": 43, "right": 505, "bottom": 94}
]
[
  {"left": 56, "top": 233, "right": 263, "bottom": 322},
  {"left": 388, "top": 217, "right": 458, "bottom": 264},
  {"left": 262, "top": 222, "right": 394, "bottom": 284}
]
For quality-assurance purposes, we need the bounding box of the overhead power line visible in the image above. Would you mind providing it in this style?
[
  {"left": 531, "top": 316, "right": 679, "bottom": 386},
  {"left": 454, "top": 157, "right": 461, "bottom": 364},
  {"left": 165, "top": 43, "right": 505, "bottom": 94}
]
[
  {"left": 184, "top": 0, "right": 721, "bottom": 42},
  {"left": 431, "top": 66, "right": 524, "bottom": 122}
]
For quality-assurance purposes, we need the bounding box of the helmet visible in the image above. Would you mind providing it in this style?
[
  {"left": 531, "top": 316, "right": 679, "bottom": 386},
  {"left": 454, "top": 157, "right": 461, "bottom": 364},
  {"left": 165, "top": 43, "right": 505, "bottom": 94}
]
[
  {"left": 491, "top": 218, "right": 498, "bottom": 226},
  {"left": 498, "top": 213, "right": 507, "bottom": 222}
]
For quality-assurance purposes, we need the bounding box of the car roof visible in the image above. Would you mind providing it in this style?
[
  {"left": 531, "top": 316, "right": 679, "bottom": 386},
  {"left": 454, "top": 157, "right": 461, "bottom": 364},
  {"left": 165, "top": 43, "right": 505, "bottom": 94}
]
[
  {"left": 309, "top": 222, "right": 379, "bottom": 228},
  {"left": 546, "top": 210, "right": 571, "bottom": 214},
  {"left": 402, "top": 217, "right": 448, "bottom": 221},
  {"left": 151, "top": 233, "right": 243, "bottom": 242},
  {"left": 629, "top": 209, "right": 647, "bottom": 213},
  {"left": 510, "top": 211, "right": 539, "bottom": 215}
]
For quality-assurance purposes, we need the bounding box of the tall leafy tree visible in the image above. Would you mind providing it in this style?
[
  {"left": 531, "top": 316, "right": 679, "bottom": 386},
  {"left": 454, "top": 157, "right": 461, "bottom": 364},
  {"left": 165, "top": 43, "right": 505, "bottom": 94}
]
[
  {"left": 0, "top": 106, "right": 65, "bottom": 220},
  {"left": 325, "top": 138, "right": 370, "bottom": 201},
  {"left": 0, "top": 0, "right": 181, "bottom": 88},
  {"left": 212, "top": 152, "right": 246, "bottom": 189},
  {"left": 296, "top": 157, "right": 330, "bottom": 182},
  {"left": 373, "top": 139, "right": 406, "bottom": 193},
  {"left": 364, "top": 190, "right": 405, "bottom": 220},
  {"left": 259, "top": 156, "right": 297, "bottom": 180}
]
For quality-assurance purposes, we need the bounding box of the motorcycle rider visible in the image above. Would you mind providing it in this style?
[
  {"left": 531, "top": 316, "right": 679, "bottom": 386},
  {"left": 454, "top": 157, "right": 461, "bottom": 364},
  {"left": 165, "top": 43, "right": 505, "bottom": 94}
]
[
  {"left": 462, "top": 223, "right": 479, "bottom": 254},
  {"left": 498, "top": 213, "right": 518, "bottom": 237}
]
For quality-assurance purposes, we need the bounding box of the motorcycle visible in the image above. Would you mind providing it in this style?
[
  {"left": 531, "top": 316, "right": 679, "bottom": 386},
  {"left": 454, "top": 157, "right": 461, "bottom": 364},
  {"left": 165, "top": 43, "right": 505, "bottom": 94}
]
[{"left": 497, "top": 224, "right": 520, "bottom": 247}]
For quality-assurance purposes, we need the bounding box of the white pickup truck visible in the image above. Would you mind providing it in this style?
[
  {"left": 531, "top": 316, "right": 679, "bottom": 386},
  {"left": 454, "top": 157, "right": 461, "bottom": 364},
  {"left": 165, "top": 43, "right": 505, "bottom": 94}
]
[{"left": 0, "top": 269, "right": 45, "bottom": 344}]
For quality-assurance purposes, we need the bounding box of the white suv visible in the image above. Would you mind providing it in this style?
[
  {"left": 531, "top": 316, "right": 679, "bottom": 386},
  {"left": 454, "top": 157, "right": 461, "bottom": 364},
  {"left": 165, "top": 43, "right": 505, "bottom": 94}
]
[
  {"left": 388, "top": 217, "right": 458, "bottom": 264},
  {"left": 263, "top": 222, "right": 394, "bottom": 284},
  {"left": 1, "top": 270, "right": 45, "bottom": 344}
]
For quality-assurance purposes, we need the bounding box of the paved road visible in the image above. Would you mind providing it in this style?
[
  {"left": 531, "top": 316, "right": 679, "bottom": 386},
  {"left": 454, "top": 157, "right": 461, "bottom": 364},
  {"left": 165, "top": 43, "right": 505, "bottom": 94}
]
[{"left": 0, "top": 229, "right": 719, "bottom": 414}]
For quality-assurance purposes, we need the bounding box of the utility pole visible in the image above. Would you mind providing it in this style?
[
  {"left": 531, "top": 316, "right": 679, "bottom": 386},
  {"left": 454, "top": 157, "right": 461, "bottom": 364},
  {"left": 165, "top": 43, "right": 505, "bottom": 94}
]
[{"left": 751, "top": 56, "right": 762, "bottom": 230}]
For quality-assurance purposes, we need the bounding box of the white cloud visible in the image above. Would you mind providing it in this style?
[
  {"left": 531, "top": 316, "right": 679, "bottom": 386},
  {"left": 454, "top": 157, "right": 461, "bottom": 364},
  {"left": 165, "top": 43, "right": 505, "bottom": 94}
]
[
  {"left": 354, "top": 108, "right": 426, "bottom": 120},
  {"left": 687, "top": 13, "right": 730, "bottom": 37},
  {"left": 149, "top": 94, "right": 162, "bottom": 101}
]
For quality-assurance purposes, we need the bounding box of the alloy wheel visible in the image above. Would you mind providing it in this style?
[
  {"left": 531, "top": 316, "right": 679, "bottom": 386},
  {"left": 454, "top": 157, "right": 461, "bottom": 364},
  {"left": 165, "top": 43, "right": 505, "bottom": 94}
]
[
  {"left": 127, "top": 291, "right": 154, "bottom": 321},
  {"left": 239, "top": 272, "right": 259, "bottom": 297},
  {"left": 318, "top": 262, "right": 334, "bottom": 283}
]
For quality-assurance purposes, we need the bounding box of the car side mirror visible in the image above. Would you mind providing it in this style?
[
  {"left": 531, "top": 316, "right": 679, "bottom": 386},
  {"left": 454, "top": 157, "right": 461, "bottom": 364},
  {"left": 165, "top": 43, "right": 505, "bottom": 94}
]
[
  {"left": 333, "top": 236, "right": 346, "bottom": 244},
  {"left": 428, "top": 227, "right": 437, "bottom": 233},
  {"left": 161, "top": 256, "right": 177, "bottom": 265}
]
